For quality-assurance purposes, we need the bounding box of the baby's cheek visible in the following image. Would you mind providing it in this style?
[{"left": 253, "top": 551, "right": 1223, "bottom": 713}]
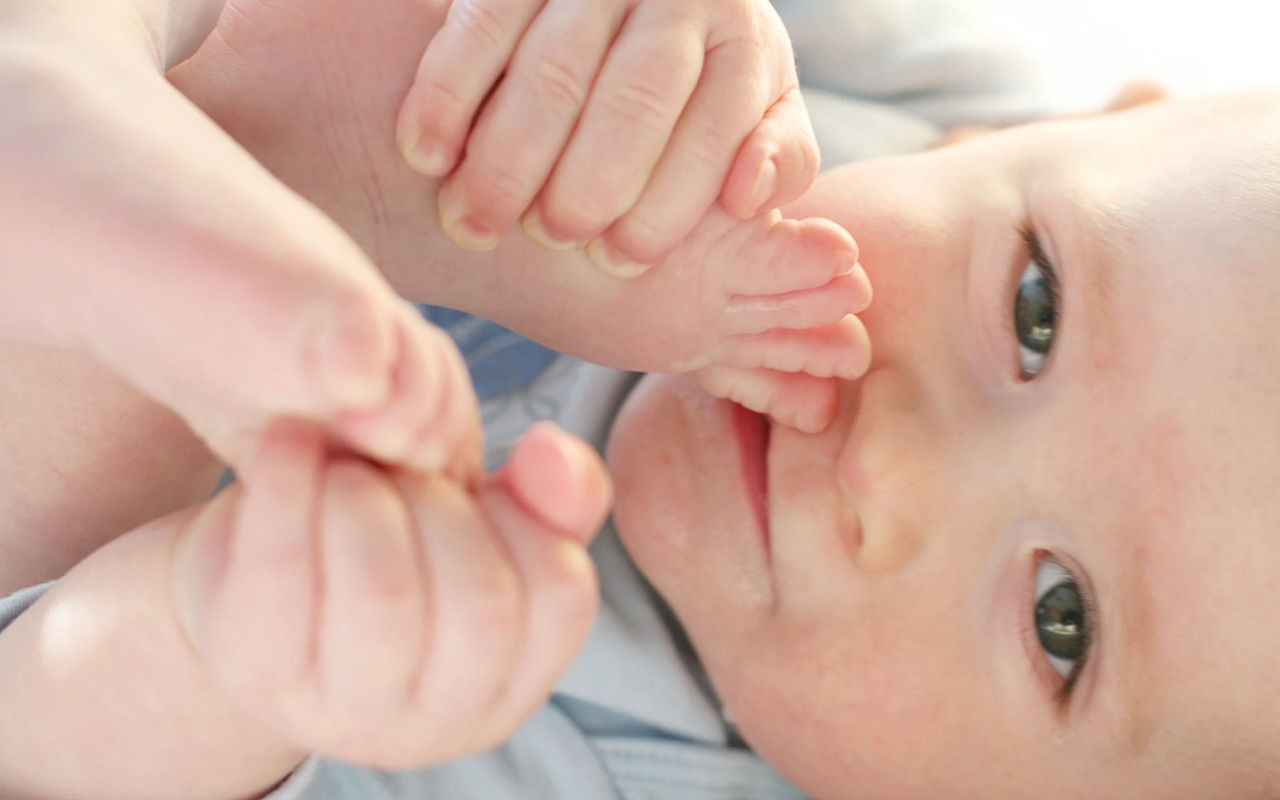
[
  {"left": 712, "top": 629, "right": 874, "bottom": 796},
  {"left": 723, "top": 621, "right": 997, "bottom": 800}
]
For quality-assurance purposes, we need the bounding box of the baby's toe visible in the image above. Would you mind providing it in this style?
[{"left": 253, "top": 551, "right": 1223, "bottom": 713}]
[
  {"left": 723, "top": 216, "right": 861, "bottom": 298},
  {"left": 696, "top": 365, "right": 839, "bottom": 433},
  {"left": 700, "top": 315, "right": 871, "bottom": 380}
]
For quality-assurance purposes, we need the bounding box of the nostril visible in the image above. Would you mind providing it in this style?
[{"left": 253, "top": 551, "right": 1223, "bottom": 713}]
[{"left": 834, "top": 502, "right": 864, "bottom": 568}]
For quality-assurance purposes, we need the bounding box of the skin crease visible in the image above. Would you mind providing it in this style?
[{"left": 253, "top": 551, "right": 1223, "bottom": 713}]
[{"left": 608, "top": 91, "right": 1280, "bottom": 798}]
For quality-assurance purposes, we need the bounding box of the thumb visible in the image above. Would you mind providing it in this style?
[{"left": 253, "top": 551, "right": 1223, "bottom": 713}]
[{"left": 490, "top": 422, "right": 613, "bottom": 545}]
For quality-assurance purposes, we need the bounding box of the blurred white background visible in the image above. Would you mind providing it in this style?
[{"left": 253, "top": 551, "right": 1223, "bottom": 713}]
[{"left": 987, "top": 0, "right": 1280, "bottom": 108}]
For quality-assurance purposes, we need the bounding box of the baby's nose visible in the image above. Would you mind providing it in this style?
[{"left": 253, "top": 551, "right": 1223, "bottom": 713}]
[
  {"left": 836, "top": 374, "right": 939, "bottom": 575},
  {"left": 852, "top": 517, "right": 922, "bottom": 574}
]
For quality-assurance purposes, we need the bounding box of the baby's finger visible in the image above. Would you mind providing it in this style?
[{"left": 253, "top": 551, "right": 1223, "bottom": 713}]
[
  {"left": 396, "top": 0, "right": 544, "bottom": 177},
  {"left": 438, "top": 1, "right": 625, "bottom": 250},
  {"left": 312, "top": 459, "right": 425, "bottom": 749},
  {"left": 532, "top": 4, "right": 704, "bottom": 261},
  {"left": 472, "top": 475, "right": 599, "bottom": 736},
  {"left": 720, "top": 87, "right": 820, "bottom": 219},
  {"left": 500, "top": 421, "right": 613, "bottom": 543},
  {"left": 335, "top": 304, "right": 482, "bottom": 480},
  {"left": 590, "top": 34, "right": 779, "bottom": 274},
  {"left": 394, "top": 473, "right": 527, "bottom": 765},
  {"left": 175, "top": 421, "right": 326, "bottom": 703},
  {"left": 696, "top": 366, "right": 840, "bottom": 434},
  {"left": 699, "top": 316, "right": 872, "bottom": 381}
]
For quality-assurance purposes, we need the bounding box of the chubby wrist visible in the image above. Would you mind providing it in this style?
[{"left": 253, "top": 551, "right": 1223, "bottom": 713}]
[{"left": 0, "top": 508, "right": 305, "bottom": 800}]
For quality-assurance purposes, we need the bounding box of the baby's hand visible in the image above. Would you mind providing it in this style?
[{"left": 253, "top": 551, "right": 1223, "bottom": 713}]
[
  {"left": 176, "top": 0, "right": 867, "bottom": 433},
  {"left": 172, "top": 420, "right": 609, "bottom": 767},
  {"left": 397, "top": 0, "right": 817, "bottom": 276},
  {"left": 0, "top": 25, "right": 476, "bottom": 475}
]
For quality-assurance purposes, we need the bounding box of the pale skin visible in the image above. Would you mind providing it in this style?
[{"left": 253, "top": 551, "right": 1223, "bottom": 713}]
[
  {"left": 0, "top": 0, "right": 861, "bottom": 794},
  {"left": 171, "top": 0, "right": 871, "bottom": 426},
  {"left": 0, "top": 0, "right": 486, "bottom": 592},
  {"left": 7, "top": 90, "right": 1279, "bottom": 799},
  {"left": 0, "top": 0, "right": 482, "bottom": 473},
  {"left": 17, "top": 5, "right": 1279, "bottom": 800},
  {"left": 400, "top": 0, "right": 822, "bottom": 275},
  {"left": 610, "top": 90, "right": 1280, "bottom": 798},
  {"left": 0, "top": 0, "right": 867, "bottom": 589}
]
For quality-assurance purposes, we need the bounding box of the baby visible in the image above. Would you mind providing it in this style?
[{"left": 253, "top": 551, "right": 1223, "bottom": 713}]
[
  {"left": 611, "top": 88, "right": 1280, "bottom": 797},
  {"left": 14, "top": 3, "right": 1272, "bottom": 800},
  {"left": 11, "top": 87, "right": 1279, "bottom": 799},
  {"left": 0, "top": 0, "right": 870, "bottom": 592}
]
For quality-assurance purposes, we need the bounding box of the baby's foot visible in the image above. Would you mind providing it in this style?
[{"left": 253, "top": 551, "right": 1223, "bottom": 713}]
[
  {"left": 559, "top": 205, "right": 871, "bottom": 431},
  {"left": 174, "top": 0, "right": 869, "bottom": 430}
]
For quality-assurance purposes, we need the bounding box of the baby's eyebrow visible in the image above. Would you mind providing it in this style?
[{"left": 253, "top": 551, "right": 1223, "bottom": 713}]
[{"left": 1029, "top": 195, "right": 1119, "bottom": 372}]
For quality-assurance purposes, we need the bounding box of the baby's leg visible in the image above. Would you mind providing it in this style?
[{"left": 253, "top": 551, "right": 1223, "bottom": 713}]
[{"left": 174, "top": 0, "right": 868, "bottom": 429}]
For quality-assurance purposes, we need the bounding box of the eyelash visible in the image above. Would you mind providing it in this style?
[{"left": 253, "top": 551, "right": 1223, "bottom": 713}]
[
  {"left": 1019, "top": 224, "right": 1061, "bottom": 300},
  {"left": 1026, "top": 553, "right": 1097, "bottom": 708},
  {"left": 1013, "top": 223, "right": 1063, "bottom": 380}
]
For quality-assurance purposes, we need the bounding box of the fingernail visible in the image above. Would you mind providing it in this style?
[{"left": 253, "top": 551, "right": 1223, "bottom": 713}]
[
  {"left": 522, "top": 207, "right": 582, "bottom": 252},
  {"left": 438, "top": 183, "right": 500, "bottom": 251},
  {"left": 748, "top": 157, "right": 779, "bottom": 217},
  {"left": 401, "top": 132, "right": 452, "bottom": 177},
  {"left": 585, "top": 236, "right": 651, "bottom": 279}
]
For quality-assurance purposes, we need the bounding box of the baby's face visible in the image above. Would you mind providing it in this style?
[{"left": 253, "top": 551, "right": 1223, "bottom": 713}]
[{"left": 608, "top": 91, "right": 1280, "bottom": 797}]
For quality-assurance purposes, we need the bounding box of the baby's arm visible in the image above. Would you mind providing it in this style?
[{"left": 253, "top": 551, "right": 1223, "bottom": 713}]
[
  {"left": 174, "top": 0, "right": 872, "bottom": 430},
  {"left": 0, "top": 417, "right": 610, "bottom": 800},
  {"left": 0, "top": 344, "right": 221, "bottom": 594},
  {"left": 0, "top": 0, "right": 470, "bottom": 475}
]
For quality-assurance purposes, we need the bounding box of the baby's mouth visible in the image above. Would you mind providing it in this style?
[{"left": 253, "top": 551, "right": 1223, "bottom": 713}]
[{"left": 729, "top": 403, "right": 771, "bottom": 555}]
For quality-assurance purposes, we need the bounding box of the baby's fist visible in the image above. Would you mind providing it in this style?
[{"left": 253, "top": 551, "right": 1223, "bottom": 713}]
[{"left": 173, "top": 421, "right": 609, "bottom": 768}]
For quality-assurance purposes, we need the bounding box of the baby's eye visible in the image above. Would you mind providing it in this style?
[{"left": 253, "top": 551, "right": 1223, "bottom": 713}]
[
  {"left": 1034, "top": 559, "right": 1091, "bottom": 681},
  {"left": 1014, "top": 258, "right": 1058, "bottom": 379}
]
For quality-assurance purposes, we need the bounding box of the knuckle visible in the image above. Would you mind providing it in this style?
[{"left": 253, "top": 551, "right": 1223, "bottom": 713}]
[
  {"left": 522, "top": 57, "right": 590, "bottom": 122},
  {"left": 361, "top": 561, "right": 420, "bottom": 612},
  {"left": 602, "top": 78, "right": 675, "bottom": 136},
  {"left": 542, "top": 191, "right": 610, "bottom": 239},
  {"left": 447, "top": 0, "right": 512, "bottom": 51},
  {"left": 464, "top": 566, "right": 523, "bottom": 645},
  {"left": 612, "top": 213, "right": 672, "bottom": 264},
  {"left": 706, "top": 0, "right": 768, "bottom": 43},
  {"left": 682, "top": 119, "right": 736, "bottom": 174},
  {"left": 413, "top": 74, "right": 469, "bottom": 124},
  {"left": 463, "top": 160, "right": 534, "bottom": 217}
]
